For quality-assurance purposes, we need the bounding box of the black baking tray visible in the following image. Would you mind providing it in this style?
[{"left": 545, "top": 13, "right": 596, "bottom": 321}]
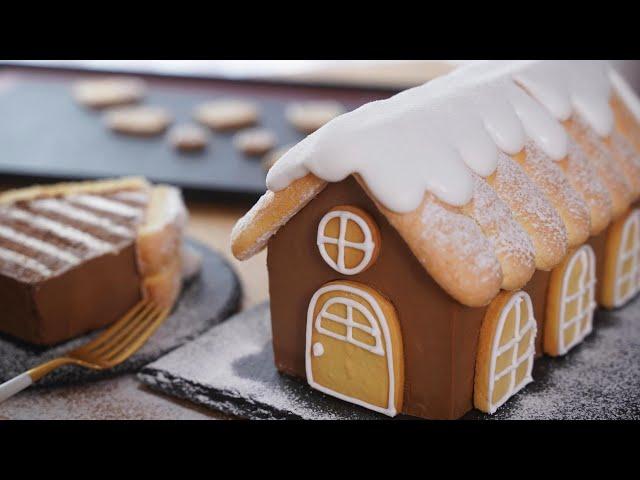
[{"left": 0, "top": 66, "right": 395, "bottom": 201}]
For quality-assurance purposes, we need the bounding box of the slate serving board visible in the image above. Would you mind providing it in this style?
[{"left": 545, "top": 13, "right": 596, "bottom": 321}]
[
  {"left": 0, "top": 72, "right": 391, "bottom": 199},
  {"left": 0, "top": 239, "right": 241, "bottom": 387},
  {"left": 139, "top": 299, "right": 640, "bottom": 420}
]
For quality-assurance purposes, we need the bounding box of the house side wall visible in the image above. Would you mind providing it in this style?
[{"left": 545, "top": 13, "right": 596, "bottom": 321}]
[{"left": 267, "top": 176, "right": 486, "bottom": 419}]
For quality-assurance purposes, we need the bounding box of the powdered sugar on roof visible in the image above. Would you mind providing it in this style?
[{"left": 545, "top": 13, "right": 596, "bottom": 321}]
[{"left": 268, "top": 61, "right": 623, "bottom": 214}]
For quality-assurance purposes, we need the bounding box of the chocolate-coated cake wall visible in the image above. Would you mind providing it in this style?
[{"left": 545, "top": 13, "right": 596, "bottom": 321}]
[{"left": 267, "top": 177, "right": 486, "bottom": 419}]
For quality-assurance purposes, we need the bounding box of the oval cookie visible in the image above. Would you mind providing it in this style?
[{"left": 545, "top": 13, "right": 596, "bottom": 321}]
[
  {"left": 285, "top": 100, "right": 346, "bottom": 133},
  {"left": 105, "top": 106, "right": 172, "bottom": 136},
  {"left": 194, "top": 99, "right": 259, "bottom": 130},
  {"left": 73, "top": 77, "right": 146, "bottom": 109},
  {"left": 233, "top": 128, "right": 276, "bottom": 156},
  {"left": 168, "top": 124, "right": 208, "bottom": 151}
]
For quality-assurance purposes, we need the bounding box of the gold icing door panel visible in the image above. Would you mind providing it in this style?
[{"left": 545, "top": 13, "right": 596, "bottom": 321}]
[{"left": 305, "top": 280, "right": 403, "bottom": 417}]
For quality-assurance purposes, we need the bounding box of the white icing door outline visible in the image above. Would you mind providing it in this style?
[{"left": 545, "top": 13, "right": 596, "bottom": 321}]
[
  {"left": 487, "top": 291, "right": 536, "bottom": 414},
  {"left": 314, "top": 297, "right": 384, "bottom": 356},
  {"left": 305, "top": 283, "right": 397, "bottom": 417},
  {"left": 316, "top": 210, "right": 376, "bottom": 275},
  {"left": 557, "top": 245, "right": 596, "bottom": 354},
  {"left": 614, "top": 209, "right": 640, "bottom": 307}
]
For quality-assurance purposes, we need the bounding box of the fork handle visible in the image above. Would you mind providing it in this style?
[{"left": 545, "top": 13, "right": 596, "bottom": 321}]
[
  {"left": 0, "top": 372, "right": 33, "bottom": 403},
  {"left": 0, "top": 357, "right": 72, "bottom": 403}
]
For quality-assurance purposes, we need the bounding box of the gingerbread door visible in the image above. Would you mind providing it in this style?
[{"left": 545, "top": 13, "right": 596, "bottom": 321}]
[{"left": 305, "top": 280, "right": 404, "bottom": 416}]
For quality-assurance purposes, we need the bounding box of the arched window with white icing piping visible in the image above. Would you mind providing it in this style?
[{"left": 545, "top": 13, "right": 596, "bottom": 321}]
[
  {"left": 600, "top": 209, "right": 640, "bottom": 309},
  {"left": 545, "top": 245, "right": 596, "bottom": 356},
  {"left": 614, "top": 209, "right": 640, "bottom": 306},
  {"left": 474, "top": 291, "right": 537, "bottom": 414}
]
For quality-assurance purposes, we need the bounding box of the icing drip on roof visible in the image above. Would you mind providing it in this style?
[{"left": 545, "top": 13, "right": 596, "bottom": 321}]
[
  {"left": 513, "top": 61, "right": 613, "bottom": 137},
  {"left": 267, "top": 61, "right": 629, "bottom": 214}
]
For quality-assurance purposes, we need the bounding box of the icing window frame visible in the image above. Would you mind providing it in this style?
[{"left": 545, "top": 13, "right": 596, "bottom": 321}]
[
  {"left": 314, "top": 296, "right": 384, "bottom": 356},
  {"left": 557, "top": 245, "right": 596, "bottom": 355},
  {"left": 614, "top": 209, "right": 640, "bottom": 306},
  {"left": 487, "top": 291, "right": 536, "bottom": 414},
  {"left": 316, "top": 206, "right": 380, "bottom": 275}
]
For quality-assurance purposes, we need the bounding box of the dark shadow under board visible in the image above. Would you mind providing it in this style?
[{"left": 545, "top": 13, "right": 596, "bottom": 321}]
[{"left": 139, "top": 298, "right": 640, "bottom": 420}]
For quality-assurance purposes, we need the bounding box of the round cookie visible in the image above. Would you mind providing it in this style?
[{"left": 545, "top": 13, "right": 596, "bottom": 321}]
[
  {"left": 168, "top": 124, "right": 208, "bottom": 151},
  {"left": 262, "top": 143, "right": 294, "bottom": 172},
  {"left": 105, "top": 106, "right": 172, "bottom": 136},
  {"left": 285, "top": 100, "right": 346, "bottom": 133},
  {"left": 233, "top": 128, "right": 276, "bottom": 156},
  {"left": 73, "top": 77, "right": 146, "bottom": 109},
  {"left": 194, "top": 99, "right": 259, "bottom": 130}
]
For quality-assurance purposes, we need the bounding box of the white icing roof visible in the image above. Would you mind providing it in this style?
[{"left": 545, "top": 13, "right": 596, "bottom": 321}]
[{"left": 267, "top": 60, "right": 627, "bottom": 213}]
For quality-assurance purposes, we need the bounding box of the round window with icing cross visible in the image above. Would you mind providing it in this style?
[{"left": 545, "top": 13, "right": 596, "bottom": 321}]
[{"left": 316, "top": 206, "right": 381, "bottom": 275}]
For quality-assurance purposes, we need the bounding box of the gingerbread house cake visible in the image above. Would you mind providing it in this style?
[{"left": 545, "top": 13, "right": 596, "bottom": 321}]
[
  {"left": 0, "top": 177, "right": 187, "bottom": 345},
  {"left": 231, "top": 61, "right": 640, "bottom": 419}
]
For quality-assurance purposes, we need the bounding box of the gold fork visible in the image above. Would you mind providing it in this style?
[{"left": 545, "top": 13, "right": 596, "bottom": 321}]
[{"left": 0, "top": 299, "right": 170, "bottom": 403}]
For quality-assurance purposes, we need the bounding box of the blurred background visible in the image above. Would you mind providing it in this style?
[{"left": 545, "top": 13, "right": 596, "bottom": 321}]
[
  {"left": 5, "top": 60, "right": 639, "bottom": 89},
  {"left": 3, "top": 60, "right": 459, "bottom": 89},
  {"left": 1, "top": 60, "right": 637, "bottom": 201}
]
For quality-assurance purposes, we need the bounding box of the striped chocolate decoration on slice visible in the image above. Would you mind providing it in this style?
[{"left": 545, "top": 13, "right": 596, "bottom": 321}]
[
  {"left": 106, "top": 190, "right": 150, "bottom": 207},
  {"left": 0, "top": 189, "right": 148, "bottom": 283},
  {"left": 67, "top": 194, "right": 143, "bottom": 219},
  {"left": 29, "top": 198, "right": 135, "bottom": 238}
]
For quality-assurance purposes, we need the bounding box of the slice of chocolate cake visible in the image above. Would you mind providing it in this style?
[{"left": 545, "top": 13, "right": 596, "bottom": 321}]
[{"left": 0, "top": 177, "right": 187, "bottom": 345}]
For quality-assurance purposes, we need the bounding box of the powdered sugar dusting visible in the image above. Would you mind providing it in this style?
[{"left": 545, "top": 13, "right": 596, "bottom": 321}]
[
  {"left": 522, "top": 141, "right": 590, "bottom": 243},
  {"left": 565, "top": 138, "right": 612, "bottom": 232},
  {"left": 570, "top": 115, "right": 632, "bottom": 208},
  {"left": 472, "top": 304, "right": 640, "bottom": 420},
  {"left": 466, "top": 176, "right": 535, "bottom": 285},
  {"left": 0, "top": 375, "right": 216, "bottom": 420},
  {"left": 492, "top": 153, "right": 567, "bottom": 265},
  {"left": 140, "top": 303, "right": 366, "bottom": 419},
  {"left": 609, "top": 130, "right": 640, "bottom": 197},
  {"left": 419, "top": 200, "right": 501, "bottom": 286},
  {"left": 141, "top": 300, "right": 640, "bottom": 420}
]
